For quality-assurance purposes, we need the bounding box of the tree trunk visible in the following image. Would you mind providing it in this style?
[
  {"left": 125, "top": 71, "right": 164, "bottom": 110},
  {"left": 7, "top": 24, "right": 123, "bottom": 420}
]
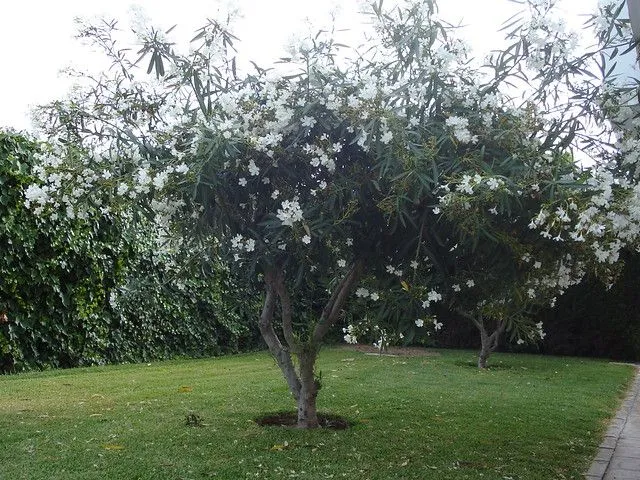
[
  {"left": 478, "top": 336, "right": 491, "bottom": 369},
  {"left": 457, "top": 310, "right": 506, "bottom": 369},
  {"left": 296, "top": 349, "right": 320, "bottom": 428},
  {"left": 475, "top": 316, "right": 506, "bottom": 369},
  {"left": 258, "top": 260, "right": 364, "bottom": 428}
]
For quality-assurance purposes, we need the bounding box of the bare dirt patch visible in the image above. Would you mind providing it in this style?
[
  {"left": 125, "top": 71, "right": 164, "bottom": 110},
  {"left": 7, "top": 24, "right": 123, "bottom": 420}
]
[
  {"left": 336, "top": 344, "right": 440, "bottom": 357},
  {"left": 255, "top": 411, "right": 350, "bottom": 429}
]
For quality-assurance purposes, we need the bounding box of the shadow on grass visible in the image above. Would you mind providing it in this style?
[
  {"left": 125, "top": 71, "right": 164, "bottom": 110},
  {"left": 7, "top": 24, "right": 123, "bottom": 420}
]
[{"left": 453, "top": 360, "right": 514, "bottom": 370}]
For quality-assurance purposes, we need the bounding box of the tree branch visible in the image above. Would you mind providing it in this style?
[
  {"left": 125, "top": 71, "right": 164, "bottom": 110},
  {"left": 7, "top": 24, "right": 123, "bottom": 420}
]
[
  {"left": 313, "top": 259, "right": 364, "bottom": 343},
  {"left": 272, "top": 267, "right": 300, "bottom": 353},
  {"left": 488, "top": 320, "right": 507, "bottom": 352},
  {"left": 259, "top": 268, "right": 301, "bottom": 399}
]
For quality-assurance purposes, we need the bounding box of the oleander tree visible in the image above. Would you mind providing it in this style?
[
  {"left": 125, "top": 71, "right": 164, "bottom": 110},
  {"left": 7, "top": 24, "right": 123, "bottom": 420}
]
[{"left": 25, "top": 0, "right": 640, "bottom": 424}]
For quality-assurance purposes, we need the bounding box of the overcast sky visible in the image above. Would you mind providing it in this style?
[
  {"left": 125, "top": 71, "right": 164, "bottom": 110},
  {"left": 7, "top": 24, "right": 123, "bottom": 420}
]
[{"left": 0, "top": 0, "right": 598, "bottom": 132}]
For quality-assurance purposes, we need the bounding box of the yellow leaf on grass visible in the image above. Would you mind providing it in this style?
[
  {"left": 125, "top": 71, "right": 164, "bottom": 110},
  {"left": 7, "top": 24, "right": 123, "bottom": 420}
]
[
  {"left": 401, "top": 280, "right": 410, "bottom": 291},
  {"left": 102, "top": 444, "right": 125, "bottom": 451},
  {"left": 178, "top": 386, "right": 193, "bottom": 393},
  {"left": 270, "top": 441, "right": 289, "bottom": 451}
]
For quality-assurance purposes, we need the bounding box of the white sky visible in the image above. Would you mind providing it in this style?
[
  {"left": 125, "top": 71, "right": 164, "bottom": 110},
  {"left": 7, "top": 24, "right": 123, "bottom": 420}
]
[{"left": 0, "top": 0, "right": 599, "bottom": 132}]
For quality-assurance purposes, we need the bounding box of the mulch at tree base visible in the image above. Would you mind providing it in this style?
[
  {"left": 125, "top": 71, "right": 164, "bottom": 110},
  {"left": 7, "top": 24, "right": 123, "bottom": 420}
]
[{"left": 255, "top": 411, "right": 350, "bottom": 429}]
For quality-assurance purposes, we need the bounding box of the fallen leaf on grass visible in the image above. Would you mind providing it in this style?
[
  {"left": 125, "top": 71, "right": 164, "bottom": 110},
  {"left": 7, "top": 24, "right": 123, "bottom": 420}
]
[
  {"left": 178, "top": 386, "right": 193, "bottom": 393},
  {"left": 102, "top": 444, "right": 125, "bottom": 451},
  {"left": 270, "top": 441, "right": 290, "bottom": 451}
]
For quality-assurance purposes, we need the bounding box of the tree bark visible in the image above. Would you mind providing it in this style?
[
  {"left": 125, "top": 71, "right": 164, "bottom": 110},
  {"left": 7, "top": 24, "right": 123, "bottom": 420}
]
[
  {"left": 258, "top": 268, "right": 301, "bottom": 399},
  {"left": 475, "top": 316, "right": 506, "bottom": 369},
  {"left": 296, "top": 348, "right": 320, "bottom": 428},
  {"left": 258, "top": 261, "right": 363, "bottom": 428},
  {"left": 457, "top": 310, "right": 506, "bottom": 369}
]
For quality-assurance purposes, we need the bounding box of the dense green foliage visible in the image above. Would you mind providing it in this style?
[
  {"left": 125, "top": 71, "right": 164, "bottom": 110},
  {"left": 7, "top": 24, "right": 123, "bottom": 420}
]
[
  {"left": 0, "top": 348, "right": 634, "bottom": 479},
  {"left": 538, "top": 250, "right": 640, "bottom": 360},
  {"left": 0, "top": 130, "right": 259, "bottom": 372}
]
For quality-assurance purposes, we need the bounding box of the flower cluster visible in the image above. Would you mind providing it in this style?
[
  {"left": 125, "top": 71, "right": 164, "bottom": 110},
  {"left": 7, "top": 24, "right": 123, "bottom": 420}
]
[{"left": 276, "top": 199, "right": 304, "bottom": 227}]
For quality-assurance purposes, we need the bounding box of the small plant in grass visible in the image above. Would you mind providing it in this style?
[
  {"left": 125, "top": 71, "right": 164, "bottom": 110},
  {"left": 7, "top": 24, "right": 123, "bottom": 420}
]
[
  {"left": 343, "top": 319, "right": 407, "bottom": 354},
  {"left": 184, "top": 412, "right": 205, "bottom": 427}
]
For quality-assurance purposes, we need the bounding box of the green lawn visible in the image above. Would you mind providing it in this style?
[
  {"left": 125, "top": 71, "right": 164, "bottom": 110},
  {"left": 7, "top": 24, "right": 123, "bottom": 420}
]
[{"left": 0, "top": 348, "right": 635, "bottom": 479}]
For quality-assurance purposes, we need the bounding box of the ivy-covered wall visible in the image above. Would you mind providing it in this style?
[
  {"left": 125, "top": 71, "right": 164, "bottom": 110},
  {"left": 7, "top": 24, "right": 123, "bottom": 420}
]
[{"left": 0, "top": 131, "right": 261, "bottom": 373}]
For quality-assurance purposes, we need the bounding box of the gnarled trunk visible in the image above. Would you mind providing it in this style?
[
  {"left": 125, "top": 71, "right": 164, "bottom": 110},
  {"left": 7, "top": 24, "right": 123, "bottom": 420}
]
[
  {"left": 258, "top": 260, "right": 363, "bottom": 428},
  {"left": 476, "top": 316, "right": 506, "bottom": 369},
  {"left": 457, "top": 310, "right": 506, "bottom": 369}
]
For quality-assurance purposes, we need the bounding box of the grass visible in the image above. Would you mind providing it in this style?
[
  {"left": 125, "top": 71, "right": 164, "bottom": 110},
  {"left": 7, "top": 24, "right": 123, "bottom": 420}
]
[{"left": 0, "top": 347, "right": 635, "bottom": 480}]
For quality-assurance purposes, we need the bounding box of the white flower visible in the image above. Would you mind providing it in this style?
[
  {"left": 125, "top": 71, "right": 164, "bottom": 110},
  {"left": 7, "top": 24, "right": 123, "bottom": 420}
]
[
  {"left": 302, "top": 235, "right": 311, "bottom": 245},
  {"left": 175, "top": 163, "right": 189, "bottom": 174},
  {"left": 231, "top": 234, "right": 244, "bottom": 250},
  {"left": 248, "top": 160, "right": 260, "bottom": 176},
  {"left": 245, "top": 239, "right": 256, "bottom": 252},
  {"left": 517, "top": 338, "right": 525, "bottom": 345},
  {"left": 380, "top": 130, "right": 393, "bottom": 144},
  {"left": 238, "top": 177, "right": 247, "bottom": 187},
  {"left": 355, "top": 287, "right": 370, "bottom": 298},
  {"left": 533, "top": 261, "right": 542, "bottom": 269},
  {"left": 271, "top": 190, "right": 280, "bottom": 199},
  {"left": 344, "top": 334, "right": 357, "bottom": 344},
  {"left": 433, "top": 319, "right": 443, "bottom": 331},
  {"left": 445, "top": 116, "right": 476, "bottom": 144},
  {"left": 466, "top": 279, "right": 475, "bottom": 288},
  {"left": 486, "top": 177, "right": 503, "bottom": 191},
  {"left": 337, "top": 259, "right": 347, "bottom": 268},
  {"left": 432, "top": 207, "right": 441, "bottom": 215},
  {"left": 452, "top": 284, "right": 461, "bottom": 292},
  {"left": 301, "top": 116, "right": 317, "bottom": 128},
  {"left": 117, "top": 184, "right": 129, "bottom": 196},
  {"left": 346, "top": 238, "right": 353, "bottom": 246},
  {"left": 489, "top": 206, "right": 498, "bottom": 215},
  {"left": 415, "top": 319, "right": 424, "bottom": 327},
  {"left": 410, "top": 260, "right": 419, "bottom": 269},
  {"left": 370, "top": 292, "right": 379, "bottom": 301},
  {"left": 276, "top": 199, "right": 304, "bottom": 227},
  {"left": 427, "top": 290, "right": 442, "bottom": 303},
  {"left": 153, "top": 171, "right": 169, "bottom": 190}
]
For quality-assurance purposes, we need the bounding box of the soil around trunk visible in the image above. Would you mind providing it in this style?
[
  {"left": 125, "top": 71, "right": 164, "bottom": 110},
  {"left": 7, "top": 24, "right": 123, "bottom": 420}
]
[
  {"left": 337, "top": 344, "right": 440, "bottom": 357},
  {"left": 255, "top": 411, "right": 350, "bottom": 429}
]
